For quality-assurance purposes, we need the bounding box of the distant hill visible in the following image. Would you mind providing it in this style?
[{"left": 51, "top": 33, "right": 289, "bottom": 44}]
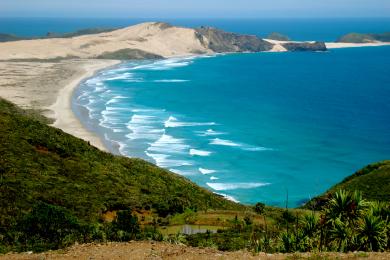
[
  {"left": 266, "top": 32, "right": 290, "bottom": 41},
  {"left": 0, "top": 28, "right": 117, "bottom": 43},
  {"left": 0, "top": 98, "right": 241, "bottom": 230},
  {"left": 304, "top": 160, "right": 390, "bottom": 209},
  {"left": 337, "top": 32, "right": 390, "bottom": 43}
]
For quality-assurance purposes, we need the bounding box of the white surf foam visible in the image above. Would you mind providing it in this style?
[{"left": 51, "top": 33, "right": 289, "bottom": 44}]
[
  {"left": 206, "top": 182, "right": 270, "bottom": 191},
  {"left": 189, "top": 149, "right": 212, "bottom": 157},
  {"left": 195, "top": 129, "right": 225, "bottom": 136},
  {"left": 199, "top": 168, "right": 216, "bottom": 175},
  {"left": 154, "top": 79, "right": 189, "bottom": 83},
  {"left": 147, "top": 134, "right": 190, "bottom": 154},
  {"left": 210, "top": 138, "right": 241, "bottom": 147},
  {"left": 145, "top": 152, "right": 192, "bottom": 168},
  {"left": 164, "top": 116, "right": 216, "bottom": 128},
  {"left": 215, "top": 192, "right": 239, "bottom": 203},
  {"left": 210, "top": 176, "right": 219, "bottom": 180},
  {"left": 105, "top": 72, "right": 135, "bottom": 81},
  {"left": 126, "top": 115, "right": 164, "bottom": 140}
]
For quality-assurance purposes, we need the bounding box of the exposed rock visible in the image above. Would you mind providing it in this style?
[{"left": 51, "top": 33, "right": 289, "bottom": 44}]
[{"left": 196, "top": 26, "right": 274, "bottom": 53}]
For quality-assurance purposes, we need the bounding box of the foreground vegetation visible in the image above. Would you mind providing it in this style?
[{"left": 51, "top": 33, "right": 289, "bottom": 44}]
[{"left": 0, "top": 99, "right": 389, "bottom": 254}]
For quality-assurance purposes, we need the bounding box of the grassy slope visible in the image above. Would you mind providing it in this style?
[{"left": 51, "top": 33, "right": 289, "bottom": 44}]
[
  {"left": 0, "top": 99, "right": 242, "bottom": 229},
  {"left": 305, "top": 160, "right": 390, "bottom": 209}
]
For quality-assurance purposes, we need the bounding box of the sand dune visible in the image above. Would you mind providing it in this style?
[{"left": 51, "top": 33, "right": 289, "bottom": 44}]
[{"left": 0, "top": 22, "right": 211, "bottom": 60}]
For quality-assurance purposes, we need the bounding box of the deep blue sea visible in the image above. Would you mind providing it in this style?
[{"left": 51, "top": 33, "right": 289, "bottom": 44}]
[{"left": 3, "top": 18, "right": 390, "bottom": 206}]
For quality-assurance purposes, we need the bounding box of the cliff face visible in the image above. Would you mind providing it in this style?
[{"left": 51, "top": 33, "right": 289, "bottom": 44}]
[{"left": 196, "top": 27, "right": 274, "bottom": 53}]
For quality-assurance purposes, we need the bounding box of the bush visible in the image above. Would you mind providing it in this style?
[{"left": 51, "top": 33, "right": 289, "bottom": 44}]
[
  {"left": 254, "top": 202, "right": 265, "bottom": 215},
  {"left": 16, "top": 202, "right": 84, "bottom": 252}
]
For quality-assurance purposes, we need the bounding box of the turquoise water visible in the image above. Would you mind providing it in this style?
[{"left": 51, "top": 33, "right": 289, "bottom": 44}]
[{"left": 74, "top": 47, "right": 390, "bottom": 206}]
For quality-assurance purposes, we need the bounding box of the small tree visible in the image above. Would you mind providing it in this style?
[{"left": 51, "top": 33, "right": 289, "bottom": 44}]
[{"left": 254, "top": 202, "right": 265, "bottom": 215}]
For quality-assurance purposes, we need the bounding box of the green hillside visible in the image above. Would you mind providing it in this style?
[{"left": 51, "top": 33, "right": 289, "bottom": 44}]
[
  {"left": 0, "top": 98, "right": 241, "bottom": 229},
  {"left": 305, "top": 161, "right": 390, "bottom": 209}
]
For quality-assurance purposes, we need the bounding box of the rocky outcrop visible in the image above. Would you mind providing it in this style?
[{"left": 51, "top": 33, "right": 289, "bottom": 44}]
[
  {"left": 282, "top": 41, "right": 327, "bottom": 52},
  {"left": 195, "top": 27, "right": 274, "bottom": 53}
]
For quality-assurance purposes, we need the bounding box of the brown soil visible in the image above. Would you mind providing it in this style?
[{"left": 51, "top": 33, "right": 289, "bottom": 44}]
[{"left": 1, "top": 241, "right": 389, "bottom": 260}]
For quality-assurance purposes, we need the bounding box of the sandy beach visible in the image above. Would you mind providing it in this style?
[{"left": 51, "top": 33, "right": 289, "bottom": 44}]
[
  {"left": 0, "top": 59, "right": 120, "bottom": 151},
  {"left": 325, "top": 42, "right": 390, "bottom": 48}
]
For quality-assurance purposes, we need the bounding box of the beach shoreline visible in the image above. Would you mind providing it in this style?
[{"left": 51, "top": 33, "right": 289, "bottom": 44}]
[{"left": 49, "top": 59, "right": 121, "bottom": 151}]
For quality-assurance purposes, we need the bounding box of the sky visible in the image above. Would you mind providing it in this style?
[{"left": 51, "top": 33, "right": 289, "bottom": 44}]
[{"left": 0, "top": 0, "right": 389, "bottom": 18}]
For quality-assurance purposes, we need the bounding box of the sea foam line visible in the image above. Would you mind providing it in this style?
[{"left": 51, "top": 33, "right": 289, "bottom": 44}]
[
  {"left": 189, "top": 149, "right": 212, "bottom": 157},
  {"left": 199, "top": 168, "right": 216, "bottom": 175},
  {"left": 165, "top": 116, "right": 216, "bottom": 128},
  {"left": 207, "top": 182, "right": 270, "bottom": 191}
]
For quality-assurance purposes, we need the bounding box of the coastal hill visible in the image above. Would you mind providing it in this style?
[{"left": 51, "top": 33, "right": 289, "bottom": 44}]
[
  {"left": 337, "top": 32, "right": 390, "bottom": 43},
  {"left": 305, "top": 160, "right": 390, "bottom": 209},
  {"left": 0, "top": 22, "right": 326, "bottom": 60}
]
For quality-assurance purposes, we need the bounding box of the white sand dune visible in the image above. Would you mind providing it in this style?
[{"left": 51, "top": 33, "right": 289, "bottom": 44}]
[{"left": 0, "top": 22, "right": 211, "bottom": 60}]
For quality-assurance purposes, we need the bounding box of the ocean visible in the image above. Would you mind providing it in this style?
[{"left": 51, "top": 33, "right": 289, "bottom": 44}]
[{"left": 2, "top": 18, "right": 390, "bottom": 206}]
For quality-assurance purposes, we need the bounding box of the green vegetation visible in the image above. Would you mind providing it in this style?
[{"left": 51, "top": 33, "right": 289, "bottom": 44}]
[
  {"left": 305, "top": 161, "right": 390, "bottom": 210},
  {"left": 267, "top": 32, "right": 291, "bottom": 41},
  {"left": 184, "top": 190, "right": 389, "bottom": 252},
  {"left": 337, "top": 32, "right": 390, "bottom": 43},
  {"left": 96, "top": 48, "right": 163, "bottom": 60},
  {"left": 0, "top": 98, "right": 241, "bottom": 253}
]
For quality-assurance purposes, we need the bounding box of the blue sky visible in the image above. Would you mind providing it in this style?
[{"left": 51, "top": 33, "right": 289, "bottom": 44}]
[{"left": 1, "top": 0, "right": 389, "bottom": 18}]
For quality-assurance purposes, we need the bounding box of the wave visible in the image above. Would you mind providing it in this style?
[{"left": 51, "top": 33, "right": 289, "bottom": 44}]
[
  {"left": 145, "top": 152, "right": 192, "bottom": 168},
  {"left": 165, "top": 116, "right": 216, "bottom": 128},
  {"left": 189, "top": 149, "right": 212, "bottom": 157},
  {"left": 206, "top": 182, "right": 270, "bottom": 191},
  {"left": 210, "top": 138, "right": 241, "bottom": 147},
  {"left": 195, "top": 129, "right": 226, "bottom": 136},
  {"left": 210, "top": 138, "right": 273, "bottom": 152},
  {"left": 210, "top": 176, "right": 219, "bottom": 180},
  {"left": 154, "top": 79, "right": 189, "bottom": 83},
  {"left": 126, "top": 115, "right": 164, "bottom": 140},
  {"left": 215, "top": 192, "right": 239, "bottom": 203},
  {"left": 105, "top": 72, "right": 135, "bottom": 81},
  {"left": 105, "top": 95, "right": 129, "bottom": 105},
  {"left": 147, "top": 134, "right": 190, "bottom": 154},
  {"left": 169, "top": 169, "right": 196, "bottom": 176},
  {"left": 130, "top": 58, "right": 194, "bottom": 71},
  {"left": 199, "top": 168, "right": 216, "bottom": 175}
]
